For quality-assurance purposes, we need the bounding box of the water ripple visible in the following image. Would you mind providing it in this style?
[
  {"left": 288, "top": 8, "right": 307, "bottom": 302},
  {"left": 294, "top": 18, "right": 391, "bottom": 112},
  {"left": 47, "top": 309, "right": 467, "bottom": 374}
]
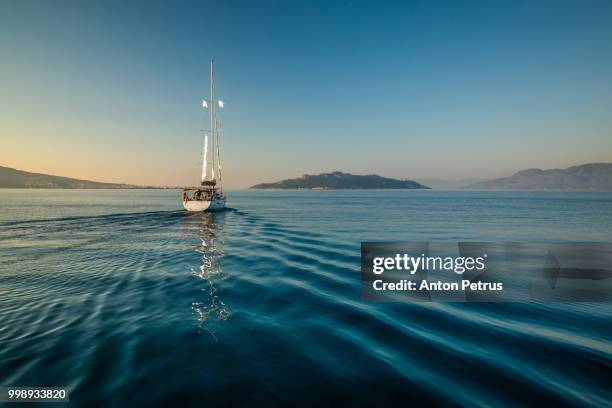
[{"left": 0, "top": 190, "right": 610, "bottom": 406}]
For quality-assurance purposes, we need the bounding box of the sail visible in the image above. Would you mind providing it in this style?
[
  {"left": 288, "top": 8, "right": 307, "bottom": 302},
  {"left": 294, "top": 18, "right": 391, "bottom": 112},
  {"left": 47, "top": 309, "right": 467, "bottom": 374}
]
[{"left": 201, "top": 134, "right": 208, "bottom": 182}]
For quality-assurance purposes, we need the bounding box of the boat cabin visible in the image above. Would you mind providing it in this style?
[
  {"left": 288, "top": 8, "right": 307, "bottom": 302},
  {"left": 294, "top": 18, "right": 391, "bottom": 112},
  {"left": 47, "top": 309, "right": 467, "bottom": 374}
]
[{"left": 182, "top": 185, "right": 224, "bottom": 202}]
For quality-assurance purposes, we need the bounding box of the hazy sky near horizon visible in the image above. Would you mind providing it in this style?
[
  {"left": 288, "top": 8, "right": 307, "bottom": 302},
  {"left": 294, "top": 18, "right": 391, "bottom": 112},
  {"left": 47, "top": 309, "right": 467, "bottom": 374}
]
[{"left": 1, "top": 0, "right": 611, "bottom": 187}]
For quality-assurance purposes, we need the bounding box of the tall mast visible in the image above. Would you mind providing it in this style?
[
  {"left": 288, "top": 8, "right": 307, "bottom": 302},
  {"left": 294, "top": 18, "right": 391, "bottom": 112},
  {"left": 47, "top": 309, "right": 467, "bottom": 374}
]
[{"left": 210, "top": 59, "right": 216, "bottom": 181}]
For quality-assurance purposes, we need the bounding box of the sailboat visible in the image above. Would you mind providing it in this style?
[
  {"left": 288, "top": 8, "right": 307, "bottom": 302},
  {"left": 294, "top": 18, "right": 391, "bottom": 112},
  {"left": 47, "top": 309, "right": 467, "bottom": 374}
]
[{"left": 182, "top": 59, "right": 227, "bottom": 212}]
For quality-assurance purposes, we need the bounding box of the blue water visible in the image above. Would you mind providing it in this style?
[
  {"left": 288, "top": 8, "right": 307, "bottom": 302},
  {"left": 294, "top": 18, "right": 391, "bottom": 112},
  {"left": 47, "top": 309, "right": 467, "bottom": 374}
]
[{"left": 0, "top": 189, "right": 611, "bottom": 406}]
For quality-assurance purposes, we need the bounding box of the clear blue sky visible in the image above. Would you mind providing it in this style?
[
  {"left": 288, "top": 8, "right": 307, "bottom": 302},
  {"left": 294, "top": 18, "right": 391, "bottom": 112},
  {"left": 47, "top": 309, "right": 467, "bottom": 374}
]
[{"left": 1, "top": 0, "right": 611, "bottom": 187}]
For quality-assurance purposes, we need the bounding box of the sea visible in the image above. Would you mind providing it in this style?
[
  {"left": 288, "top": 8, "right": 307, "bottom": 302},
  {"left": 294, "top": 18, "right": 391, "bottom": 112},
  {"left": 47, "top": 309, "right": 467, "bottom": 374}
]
[{"left": 0, "top": 189, "right": 611, "bottom": 406}]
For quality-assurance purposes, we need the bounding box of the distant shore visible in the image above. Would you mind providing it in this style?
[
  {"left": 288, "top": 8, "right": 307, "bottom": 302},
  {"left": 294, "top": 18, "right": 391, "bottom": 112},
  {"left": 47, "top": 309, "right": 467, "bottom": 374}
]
[
  {"left": 4, "top": 162, "right": 612, "bottom": 191},
  {"left": 250, "top": 171, "right": 430, "bottom": 190},
  {"left": 0, "top": 186, "right": 181, "bottom": 189}
]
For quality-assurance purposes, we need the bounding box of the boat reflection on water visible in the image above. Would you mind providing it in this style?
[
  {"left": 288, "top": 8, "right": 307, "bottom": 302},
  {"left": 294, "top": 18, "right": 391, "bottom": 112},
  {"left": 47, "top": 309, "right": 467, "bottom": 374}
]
[{"left": 180, "top": 211, "right": 230, "bottom": 337}]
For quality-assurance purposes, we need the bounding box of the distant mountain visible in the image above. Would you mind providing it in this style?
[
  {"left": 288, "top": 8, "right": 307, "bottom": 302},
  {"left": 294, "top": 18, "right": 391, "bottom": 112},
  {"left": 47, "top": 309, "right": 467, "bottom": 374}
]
[
  {"left": 250, "top": 171, "right": 430, "bottom": 189},
  {"left": 415, "top": 177, "right": 489, "bottom": 189},
  {"left": 0, "top": 166, "right": 137, "bottom": 188},
  {"left": 466, "top": 163, "right": 612, "bottom": 191}
]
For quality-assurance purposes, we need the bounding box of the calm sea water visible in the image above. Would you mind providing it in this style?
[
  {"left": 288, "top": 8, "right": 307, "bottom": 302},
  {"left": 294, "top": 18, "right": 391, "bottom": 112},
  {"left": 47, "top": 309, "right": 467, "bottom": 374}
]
[{"left": 1, "top": 189, "right": 611, "bottom": 406}]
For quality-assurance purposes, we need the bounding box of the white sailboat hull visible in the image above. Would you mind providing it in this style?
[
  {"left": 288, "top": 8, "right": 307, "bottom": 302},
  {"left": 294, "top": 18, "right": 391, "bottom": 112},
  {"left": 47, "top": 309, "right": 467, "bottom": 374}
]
[{"left": 182, "top": 198, "right": 226, "bottom": 212}]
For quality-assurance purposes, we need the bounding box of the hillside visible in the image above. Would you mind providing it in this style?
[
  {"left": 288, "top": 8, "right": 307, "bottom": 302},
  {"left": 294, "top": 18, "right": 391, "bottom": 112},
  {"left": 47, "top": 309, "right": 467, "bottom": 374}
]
[
  {"left": 466, "top": 163, "right": 612, "bottom": 191},
  {"left": 0, "top": 166, "right": 137, "bottom": 189},
  {"left": 250, "top": 171, "right": 430, "bottom": 190}
]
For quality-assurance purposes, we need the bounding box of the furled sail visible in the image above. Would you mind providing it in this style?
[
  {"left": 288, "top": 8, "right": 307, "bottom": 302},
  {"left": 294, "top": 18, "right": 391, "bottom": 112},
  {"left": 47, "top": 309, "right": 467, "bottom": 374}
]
[{"left": 201, "top": 134, "right": 208, "bottom": 182}]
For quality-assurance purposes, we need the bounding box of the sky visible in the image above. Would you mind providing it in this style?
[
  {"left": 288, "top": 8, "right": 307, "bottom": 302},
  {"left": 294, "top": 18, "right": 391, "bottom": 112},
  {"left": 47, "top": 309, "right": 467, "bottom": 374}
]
[{"left": 1, "top": 0, "right": 611, "bottom": 188}]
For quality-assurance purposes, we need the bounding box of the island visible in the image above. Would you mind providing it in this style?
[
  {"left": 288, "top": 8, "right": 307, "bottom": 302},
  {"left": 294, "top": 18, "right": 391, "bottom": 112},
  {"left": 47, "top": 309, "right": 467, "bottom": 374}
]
[
  {"left": 250, "top": 171, "right": 430, "bottom": 190},
  {"left": 0, "top": 165, "right": 171, "bottom": 189},
  {"left": 465, "top": 163, "right": 612, "bottom": 191}
]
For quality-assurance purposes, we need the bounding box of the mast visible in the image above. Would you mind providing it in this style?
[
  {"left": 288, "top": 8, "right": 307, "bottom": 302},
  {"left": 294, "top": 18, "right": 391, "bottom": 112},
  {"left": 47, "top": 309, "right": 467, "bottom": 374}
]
[
  {"left": 210, "top": 59, "right": 216, "bottom": 182},
  {"left": 200, "top": 59, "right": 222, "bottom": 188}
]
